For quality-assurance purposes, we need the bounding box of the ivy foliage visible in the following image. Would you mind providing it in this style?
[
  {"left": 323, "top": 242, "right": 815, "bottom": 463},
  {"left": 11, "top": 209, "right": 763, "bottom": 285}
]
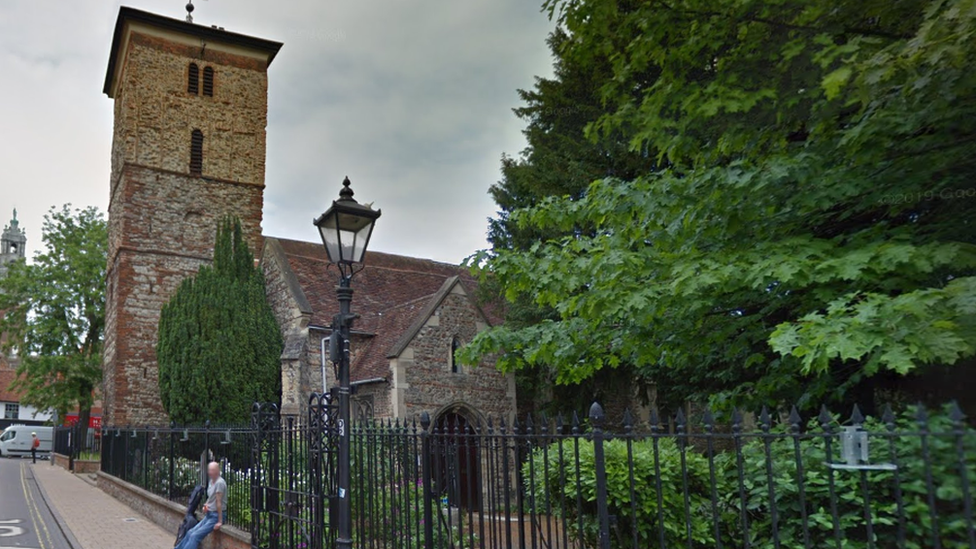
[
  {"left": 157, "top": 217, "right": 282, "bottom": 425},
  {"left": 0, "top": 205, "right": 106, "bottom": 428},
  {"left": 464, "top": 0, "right": 976, "bottom": 409}
]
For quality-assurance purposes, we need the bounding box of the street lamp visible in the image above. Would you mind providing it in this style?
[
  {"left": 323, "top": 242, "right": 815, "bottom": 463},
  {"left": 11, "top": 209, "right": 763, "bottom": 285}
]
[{"left": 313, "top": 176, "right": 380, "bottom": 549}]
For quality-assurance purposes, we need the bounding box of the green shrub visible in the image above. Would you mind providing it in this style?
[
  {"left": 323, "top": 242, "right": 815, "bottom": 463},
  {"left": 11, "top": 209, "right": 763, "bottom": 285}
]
[
  {"left": 525, "top": 407, "right": 975, "bottom": 549},
  {"left": 525, "top": 436, "right": 735, "bottom": 548},
  {"left": 351, "top": 428, "right": 469, "bottom": 549},
  {"left": 733, "top": 407, "right": 976, "bottom": 549}
]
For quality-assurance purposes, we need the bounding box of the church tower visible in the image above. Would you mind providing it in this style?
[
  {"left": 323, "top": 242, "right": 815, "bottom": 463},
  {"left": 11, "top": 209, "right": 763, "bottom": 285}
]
[
  {"left": 101, "top": 7, "right": 282, "bottom": 425},
  {"left": 0, "top": 209, "right": 27, "bottom": 280}
]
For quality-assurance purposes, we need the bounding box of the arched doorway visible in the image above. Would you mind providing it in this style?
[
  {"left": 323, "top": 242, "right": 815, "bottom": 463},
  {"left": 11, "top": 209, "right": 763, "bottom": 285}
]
[{"left": 432, "top": 409, "right": 481, "bottom": 509}]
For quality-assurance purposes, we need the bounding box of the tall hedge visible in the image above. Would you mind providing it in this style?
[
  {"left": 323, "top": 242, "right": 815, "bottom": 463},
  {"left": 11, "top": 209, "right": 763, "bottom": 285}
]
[{"left": 158, "top": 217, "right": 282, "bottom": 425}]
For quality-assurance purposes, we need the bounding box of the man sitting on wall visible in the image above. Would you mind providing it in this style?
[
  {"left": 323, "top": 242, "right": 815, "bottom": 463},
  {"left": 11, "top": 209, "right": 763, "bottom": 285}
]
[{"left": 174, "top": 462, "right": 225, "bottom": 549}]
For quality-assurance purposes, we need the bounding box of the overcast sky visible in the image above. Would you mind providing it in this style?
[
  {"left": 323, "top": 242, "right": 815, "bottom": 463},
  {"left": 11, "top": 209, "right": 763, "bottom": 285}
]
[{"left": 0, "top": 1, "right": 555, "bottom": 264}]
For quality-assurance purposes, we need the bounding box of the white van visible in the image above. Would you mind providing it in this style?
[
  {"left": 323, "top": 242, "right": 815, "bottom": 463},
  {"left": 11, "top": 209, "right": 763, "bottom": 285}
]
[{"left": 0, "top": 425, "right": 52, "bottom": 458}]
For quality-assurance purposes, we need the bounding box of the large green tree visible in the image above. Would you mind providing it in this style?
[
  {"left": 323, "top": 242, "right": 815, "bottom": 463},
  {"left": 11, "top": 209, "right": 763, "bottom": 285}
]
[
  {"left": 157, "top": 218, "right": 282, "bottom": 424},
  {"left": 465, "top": 0, "right": 976, "bottom": 411},
  {"left": 0, "top": 205, "right": 106, "bottom": 433},
  {"left": 487, "top": 21, "right": 658, "bottom": 412}
]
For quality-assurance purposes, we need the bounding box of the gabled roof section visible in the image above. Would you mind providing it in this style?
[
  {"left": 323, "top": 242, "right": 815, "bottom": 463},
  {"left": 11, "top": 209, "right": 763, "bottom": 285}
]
[
  {"left": 263, "top": 237, "right": 313, "bottom": 317},
  {"left": 265, "top": 237, "right": 501, "bottom": 382},
  {"left": 104, "top": 6, "right": 283, "bottom": 97},
  {"left": 386, "top": 276, "right": 491, "bottom": 359}
]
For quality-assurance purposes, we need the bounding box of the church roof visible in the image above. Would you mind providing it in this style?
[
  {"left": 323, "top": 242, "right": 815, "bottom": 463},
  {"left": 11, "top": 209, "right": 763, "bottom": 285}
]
[{"left": 263, "top": 237, "right": 500, "bottom": 382}]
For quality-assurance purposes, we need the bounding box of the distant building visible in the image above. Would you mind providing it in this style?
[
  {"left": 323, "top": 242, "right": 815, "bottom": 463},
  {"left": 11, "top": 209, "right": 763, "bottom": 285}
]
[
  {"left": 0, "top": 209, "right": 25, "bottom": 279},
  {"left": 0, "top": 209, "right": 52, "bottom": 428}
]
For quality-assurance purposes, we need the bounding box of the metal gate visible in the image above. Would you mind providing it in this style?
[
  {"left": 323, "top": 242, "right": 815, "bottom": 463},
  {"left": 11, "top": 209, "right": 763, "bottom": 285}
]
[{"left": 250, "top": 390, "right": 340, "bottom": 549}]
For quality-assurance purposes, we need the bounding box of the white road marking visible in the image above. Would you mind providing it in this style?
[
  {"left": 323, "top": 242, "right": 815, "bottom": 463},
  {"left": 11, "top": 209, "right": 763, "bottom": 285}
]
[{"left": 0, "top": 519, "right": 24, "bottom": 537}]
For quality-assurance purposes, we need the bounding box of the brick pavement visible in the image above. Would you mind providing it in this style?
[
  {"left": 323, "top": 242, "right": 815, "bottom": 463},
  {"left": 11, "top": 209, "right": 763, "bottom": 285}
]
[{"left": 31, "top": 463, "right": 175, "bottom": 549}]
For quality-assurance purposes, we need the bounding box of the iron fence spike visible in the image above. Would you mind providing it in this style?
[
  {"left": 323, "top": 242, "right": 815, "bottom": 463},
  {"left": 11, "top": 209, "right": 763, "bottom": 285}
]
[
  {"left": 622, "top": 409, "right": 634, "bottom": 430},
  {"left": 915, "top": 403, "right": 929, "bottom": 424},
  {"left": 949, "top": 401, "right": 965, "bottom": 423},
  {"left": 675, "top": 407, "right": 686, "bottom": 426},
  {"left": 818, "top": 405, "right": 833, "bottom": 426},
  {"left": 881, "top": 404, "right": 896, "bottom": 428},
  {"left": 850, "top": 404, "right": 865, "bottom": 425},
  {"left": 788, "top": 405, "right": 802, "bottom": 429},
  {"left": 702, "top": 408, "right": 715, "bottom": 429},
  {"left": 588, "top": 402, "right": 606, "bottom": 427}
]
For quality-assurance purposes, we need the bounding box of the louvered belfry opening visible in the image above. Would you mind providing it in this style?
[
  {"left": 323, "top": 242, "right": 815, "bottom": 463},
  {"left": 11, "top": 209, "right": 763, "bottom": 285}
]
[
  {"left": 188, "top": 63, "right": 199, "bottom": 94},
  {"left": 202, "top": 66, "right": 214, "bottom": 96},
  {"left": 190, "top": 129, "right": 204, "bottom": 176}
]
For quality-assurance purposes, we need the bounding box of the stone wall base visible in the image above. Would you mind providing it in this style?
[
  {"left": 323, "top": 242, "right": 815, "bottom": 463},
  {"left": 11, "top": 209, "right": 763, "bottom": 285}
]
[
  {"left": 73, "top": 459, "right": 100, "bottom": 474},
  {"left": 96, "top": 471, "right": 249, "bottom": 549},
  {"left": 52, "top": 453, "right": 71, "bottom": 471}
]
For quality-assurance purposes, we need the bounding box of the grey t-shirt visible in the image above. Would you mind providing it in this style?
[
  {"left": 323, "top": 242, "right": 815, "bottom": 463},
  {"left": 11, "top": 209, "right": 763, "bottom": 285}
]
[{"left": 206, "top": 477, "right": 226, "bottom": 513}]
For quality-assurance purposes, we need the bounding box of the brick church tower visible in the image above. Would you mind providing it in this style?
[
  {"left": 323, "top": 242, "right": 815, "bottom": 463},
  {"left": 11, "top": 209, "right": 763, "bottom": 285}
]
[{"left": 101, "top": 7, "right": 282, "bottom": 425}]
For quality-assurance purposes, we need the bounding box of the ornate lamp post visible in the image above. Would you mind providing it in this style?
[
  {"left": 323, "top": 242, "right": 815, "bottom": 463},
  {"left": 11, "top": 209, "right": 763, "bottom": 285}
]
[{"left": 313, "top": 176, "right": 380, "bottom": 549}]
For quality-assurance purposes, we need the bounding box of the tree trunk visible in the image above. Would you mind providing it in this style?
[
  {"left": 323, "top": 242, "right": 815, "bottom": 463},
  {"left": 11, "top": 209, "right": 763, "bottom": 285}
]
[{"left": 77, "top": 405, "right": 91, "bottom": 454}]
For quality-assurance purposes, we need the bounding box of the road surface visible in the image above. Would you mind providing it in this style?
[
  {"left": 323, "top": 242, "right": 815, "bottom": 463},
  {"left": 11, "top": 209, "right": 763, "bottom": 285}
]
[{"left": 0, "top": 458, "right": 74, "bottom": 549}]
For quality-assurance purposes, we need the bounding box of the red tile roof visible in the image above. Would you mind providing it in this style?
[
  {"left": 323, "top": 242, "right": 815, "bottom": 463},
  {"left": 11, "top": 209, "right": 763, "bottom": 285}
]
[{"left": 267, "top": 238, "right": 499, "bottom": 382}]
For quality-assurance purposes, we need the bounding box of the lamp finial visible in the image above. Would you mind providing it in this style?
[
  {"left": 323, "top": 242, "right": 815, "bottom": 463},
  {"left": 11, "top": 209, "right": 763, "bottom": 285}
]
[{"left": 339, "top": 177, "right": 355, "bottom": 201}]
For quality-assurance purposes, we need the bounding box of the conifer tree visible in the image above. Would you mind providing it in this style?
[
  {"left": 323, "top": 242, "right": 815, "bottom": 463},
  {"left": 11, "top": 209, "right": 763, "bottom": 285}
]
[{"left": 158, "top": 217, "right": 282, "bottom": 424}]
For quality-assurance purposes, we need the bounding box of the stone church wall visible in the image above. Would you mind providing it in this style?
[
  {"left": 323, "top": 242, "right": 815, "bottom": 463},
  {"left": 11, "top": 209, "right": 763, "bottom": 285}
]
[
  {"left": 103, "top": 165, "right": 264, "bottom": 426},
  {"left": 396, "top": 290, "right": 516, "bottom": 423}
]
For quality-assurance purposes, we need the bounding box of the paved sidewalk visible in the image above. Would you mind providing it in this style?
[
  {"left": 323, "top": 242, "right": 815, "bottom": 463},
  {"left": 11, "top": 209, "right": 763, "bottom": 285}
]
[{"left": 31, "top": 463, "right": 174, "bottom": 549}]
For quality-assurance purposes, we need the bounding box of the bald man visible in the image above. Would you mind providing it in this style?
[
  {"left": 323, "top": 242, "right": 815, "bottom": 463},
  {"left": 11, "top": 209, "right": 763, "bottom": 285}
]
[{"left": 175, "top": 462, "right": 226, "bottom": 549}]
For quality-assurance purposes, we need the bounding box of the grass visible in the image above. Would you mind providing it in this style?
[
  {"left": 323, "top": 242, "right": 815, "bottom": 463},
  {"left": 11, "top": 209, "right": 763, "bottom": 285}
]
[{"left": 77, "top": 451, "right": 100, "bottom": 461}]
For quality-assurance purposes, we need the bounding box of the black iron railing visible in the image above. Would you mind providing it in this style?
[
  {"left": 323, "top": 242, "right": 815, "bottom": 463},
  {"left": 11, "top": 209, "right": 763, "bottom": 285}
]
[
  {"left": 99, "top": 401, "right": 976, "bottom": 549},
  {"left": 100, "top": 422, "right": 254, "bottom": 532},
  {"left": 53, "top": 424, "right": 102, "bottom": 467}
]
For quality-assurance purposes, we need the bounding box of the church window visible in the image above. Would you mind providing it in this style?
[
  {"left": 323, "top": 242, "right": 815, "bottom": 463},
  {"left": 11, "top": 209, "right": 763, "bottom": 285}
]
[
  {"left": 188, "top": 63, "right": 199, "bottom": 94},
  {"left": 190, "top": 129, "right": 204, "bottom": 176},
  {"left": 450, "top": 336, "right": 461, "bottom": 373},
  {"left": 203, "top": 66, "right": 214, "bottom": 96}
]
